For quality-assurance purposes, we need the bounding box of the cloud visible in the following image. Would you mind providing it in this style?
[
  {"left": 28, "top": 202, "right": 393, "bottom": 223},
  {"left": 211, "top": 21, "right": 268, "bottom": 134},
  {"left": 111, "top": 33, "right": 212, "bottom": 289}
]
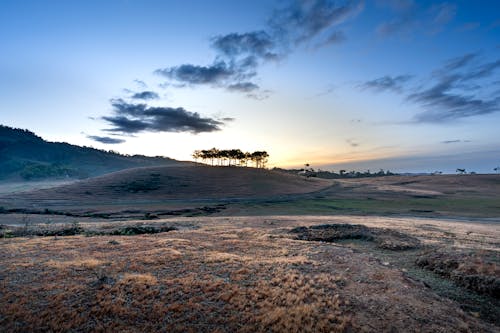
[
  {"left": 155, "top": 61, "right": 237, "bottom": 85},
  {"left": 376, "top": 1, "right": 456, "bottom": 36},
  {"left": 376, "top": 15, "right": 416, "bottom": 36},
  {"left": 462, "top": 59, "right": 500, "bottom": 81},
  {"left": 375, "top": 0, "right": 417, "bottom": 36},
  {"left": 154, "top": 1, "right": 363, "bottom": 97},
  {"left": 359, "top": 75, "right": 413, "bottom": 93},
  {"left": 441, "top": 139, "right": 471, "bottom": 144},
  {"left": 131, "top": 91, "right": 160, "bottom": 100},
  {"left": 376, "top": 0, "right": 414, "bottom": 11},
  {"left": 429, "top": 3, "right": 456, "bottom": 32},
  {"left": 246, "top": 89, "right": 272, "bottom": 100},
  {"left": 227, "top": 82, "right": 259, "bottom": 92},
  {"left": 211, "top": 31, "right": 279, "bottom": 61},
  {"left": 102, "top": 99, "right": 227, "bottom": 134},
  {"left": 269, "top": 0, "right": 364, "bottom": 45},
  {"left": 87, "top": 135, "right": 126, "bottom": 144},
  {"left": 407, "top": 53, "right": 500, "bottom": 123},
  {"left": 134, "top": 79, "right": 147, "bottom": 88},
  {"left": 360, "top": 53, "right": 500, "bottom": 123},
  {"left": 408, "top": 74, "right": 500, "bottom": 123},
  {"left": 315, "top": 30, "right": 346, "bottom": 48},
  {"left": 441, "top": 53, "right": 478, "bottom": 72}
]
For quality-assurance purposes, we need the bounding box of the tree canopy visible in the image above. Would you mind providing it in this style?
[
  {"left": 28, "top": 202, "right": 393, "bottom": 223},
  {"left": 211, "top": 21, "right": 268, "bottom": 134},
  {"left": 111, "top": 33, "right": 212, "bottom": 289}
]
[{"left": 192, "top": 148, "right": 269, "bottom": 168}]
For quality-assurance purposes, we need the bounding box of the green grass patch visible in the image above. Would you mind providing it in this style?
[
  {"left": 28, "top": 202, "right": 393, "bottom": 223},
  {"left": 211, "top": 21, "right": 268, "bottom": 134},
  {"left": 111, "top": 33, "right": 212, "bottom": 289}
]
[{"left": 235, "top": 197, "right": 500, "bottom": 217}]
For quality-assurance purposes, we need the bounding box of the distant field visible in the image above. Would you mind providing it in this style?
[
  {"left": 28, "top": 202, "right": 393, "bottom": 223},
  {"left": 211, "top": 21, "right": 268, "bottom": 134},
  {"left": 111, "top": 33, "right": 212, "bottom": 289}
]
[{"left": 1, "top": 169, "right": 499, "bottom": 219}]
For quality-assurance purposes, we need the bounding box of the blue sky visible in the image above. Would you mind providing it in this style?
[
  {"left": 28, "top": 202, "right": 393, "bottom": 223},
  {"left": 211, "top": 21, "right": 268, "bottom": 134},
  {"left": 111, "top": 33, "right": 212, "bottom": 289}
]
[{"left": 1, "top": 0, "right": 499, "bottom": 173}]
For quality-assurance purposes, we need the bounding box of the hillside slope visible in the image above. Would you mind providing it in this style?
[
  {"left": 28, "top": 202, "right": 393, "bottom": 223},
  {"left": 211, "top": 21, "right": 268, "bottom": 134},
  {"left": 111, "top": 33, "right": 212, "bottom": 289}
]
[
  {"left": 2, "top": 165, "right": 332, "bottom": 206},
  {"left": 0, "top": 125, "right": 183, "bottom": 181}
]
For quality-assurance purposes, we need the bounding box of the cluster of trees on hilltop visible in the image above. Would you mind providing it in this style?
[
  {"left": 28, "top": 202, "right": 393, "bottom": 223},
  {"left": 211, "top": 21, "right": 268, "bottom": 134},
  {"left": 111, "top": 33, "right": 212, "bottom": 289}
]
[{"left": 192, "top": 148, "right": 269, "bottom": 168}]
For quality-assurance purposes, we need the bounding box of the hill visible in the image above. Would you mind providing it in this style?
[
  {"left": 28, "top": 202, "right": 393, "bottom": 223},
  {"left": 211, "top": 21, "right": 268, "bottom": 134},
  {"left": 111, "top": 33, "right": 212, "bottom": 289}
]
[
  {"left": 0, "top": 125, "right": 183, "bottom": 181},
  {"left": 2, "top": 165, "right": 331, "bottom": 207}
]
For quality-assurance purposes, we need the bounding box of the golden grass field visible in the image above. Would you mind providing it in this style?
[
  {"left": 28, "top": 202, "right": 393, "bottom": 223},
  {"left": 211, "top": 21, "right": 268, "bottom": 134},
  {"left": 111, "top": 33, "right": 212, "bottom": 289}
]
[{"left": 1, "top": 167, "right": 499, "bottom": 332}]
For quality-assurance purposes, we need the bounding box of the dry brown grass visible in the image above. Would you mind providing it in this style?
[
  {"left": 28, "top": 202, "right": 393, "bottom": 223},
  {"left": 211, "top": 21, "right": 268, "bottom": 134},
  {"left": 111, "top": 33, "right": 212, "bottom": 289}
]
[{"left": 1, "top": 215, "right": 498, "bottom": 332}]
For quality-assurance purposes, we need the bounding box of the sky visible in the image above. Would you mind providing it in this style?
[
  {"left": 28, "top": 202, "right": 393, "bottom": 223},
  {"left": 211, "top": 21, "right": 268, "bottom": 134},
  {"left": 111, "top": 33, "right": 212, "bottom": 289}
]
[{"left": 1, "top": 0, "right": 499, "bottom": 173}]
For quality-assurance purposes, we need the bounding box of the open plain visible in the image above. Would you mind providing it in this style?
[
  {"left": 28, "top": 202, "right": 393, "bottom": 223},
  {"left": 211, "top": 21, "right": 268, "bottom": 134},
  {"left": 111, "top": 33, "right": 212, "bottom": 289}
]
[{"left": 1, "top": 166, "right": 499, "bottom": 332}]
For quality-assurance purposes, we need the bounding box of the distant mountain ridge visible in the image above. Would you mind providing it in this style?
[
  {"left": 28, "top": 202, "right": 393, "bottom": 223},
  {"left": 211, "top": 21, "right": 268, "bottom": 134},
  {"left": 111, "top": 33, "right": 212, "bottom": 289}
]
[{"left": 0, "top": 125, "right": 182, "bottom": 181}]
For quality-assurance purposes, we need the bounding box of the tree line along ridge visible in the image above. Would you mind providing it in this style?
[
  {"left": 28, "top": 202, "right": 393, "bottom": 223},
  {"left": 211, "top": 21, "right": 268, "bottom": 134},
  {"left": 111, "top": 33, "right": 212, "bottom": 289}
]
[{"left": 192, "top": 149, "right": 269, "bottom": 168}]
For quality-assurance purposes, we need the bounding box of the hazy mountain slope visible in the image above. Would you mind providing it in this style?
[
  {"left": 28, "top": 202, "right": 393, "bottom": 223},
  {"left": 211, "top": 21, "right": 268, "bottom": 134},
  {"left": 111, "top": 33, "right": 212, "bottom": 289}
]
[{"left": 0, "top": 125, "right": 183, "bottom": 181}]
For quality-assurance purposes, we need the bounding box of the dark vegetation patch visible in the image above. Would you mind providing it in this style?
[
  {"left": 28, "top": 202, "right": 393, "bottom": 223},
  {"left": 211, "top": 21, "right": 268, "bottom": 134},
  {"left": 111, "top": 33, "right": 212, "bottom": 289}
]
[
  {"left": 290, "top": 224, "right": 421, "bottom": 250},
  {"left": 112, "top": 173, "right": 162, "bottom": 193},
  {"left": 0, "top": 204, "right": 227, "bottom": 220},
  {"left": 0, "top": 222, "right": 178, "bottom": 238},
  {"left": 416, "top": 248, "right": 500, "bottom": 298},
  {"left": 108, "top": 225, "right": 177, "bottom": 236}
]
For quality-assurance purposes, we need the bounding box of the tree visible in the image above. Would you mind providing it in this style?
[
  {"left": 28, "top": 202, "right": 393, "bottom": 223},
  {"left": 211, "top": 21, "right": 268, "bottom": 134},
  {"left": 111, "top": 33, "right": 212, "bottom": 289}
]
[
  {"left": 192, "top": 150, "right": 202, "bottom": 163},
  {"left": 494, "top": 167, "right": 500, "bottom": 174},
  {"left": 456, "top": 168, "right": 466, "bottom": 174}
]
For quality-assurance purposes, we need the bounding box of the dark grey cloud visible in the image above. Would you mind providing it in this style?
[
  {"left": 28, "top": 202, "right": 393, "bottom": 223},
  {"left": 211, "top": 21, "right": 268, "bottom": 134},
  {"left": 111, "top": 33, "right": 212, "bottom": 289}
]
[
  {"left": 87, "top": 135, "right": 126, "bottom": 144},
  {"left": 227, "top": 82, "right": 259, "bottom": 92},
  {"left": 155, "top": 61, "right": 237, "bottom": 85},
  {"left": 359, "top": 75, "right": 413, "bottom": 93},
  {"left": 131, "top": 91, "right": 159, "bottom": 100},
  {"left": 102, "top": 99, "right": 226, "bottom": 134},
  {"left": 211, "top": 31, "right": 279, "bottom": 61}
]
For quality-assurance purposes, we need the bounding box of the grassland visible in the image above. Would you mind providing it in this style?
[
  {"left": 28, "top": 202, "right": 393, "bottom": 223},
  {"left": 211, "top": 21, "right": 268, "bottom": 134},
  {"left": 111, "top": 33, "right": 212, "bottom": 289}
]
[{"left": 0, "top": 169, "right": 499, "bottom": 332}]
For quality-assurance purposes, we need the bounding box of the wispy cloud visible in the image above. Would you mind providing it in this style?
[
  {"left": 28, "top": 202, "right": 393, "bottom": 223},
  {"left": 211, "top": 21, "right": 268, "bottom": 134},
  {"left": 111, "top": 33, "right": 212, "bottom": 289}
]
[
  {"left": 87, "top": 135, "right": 125, "bottom": 144},
  {"left": 359, "top": 52, "right": 500, "bottom": 123},
  {"left": 409, "top": 54, "right": 500, "bottom": 122},
  {"left": 441, "top": 139, "right": 471, "bottom": 144},
  {"left": 102, "top": 99, "right": 228, "bottom": 134},
  {"left": 376, "top": 1, "right": 456, "bottom": 37},
  {"left": 134, "top": 79, "right": 147, "bottom": 88},
  {"left": 359, "top": 75, "right": 413, "bottom": 93},
  {"left": 269, "top": 0, "right": 363, "bottom": 45}
]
